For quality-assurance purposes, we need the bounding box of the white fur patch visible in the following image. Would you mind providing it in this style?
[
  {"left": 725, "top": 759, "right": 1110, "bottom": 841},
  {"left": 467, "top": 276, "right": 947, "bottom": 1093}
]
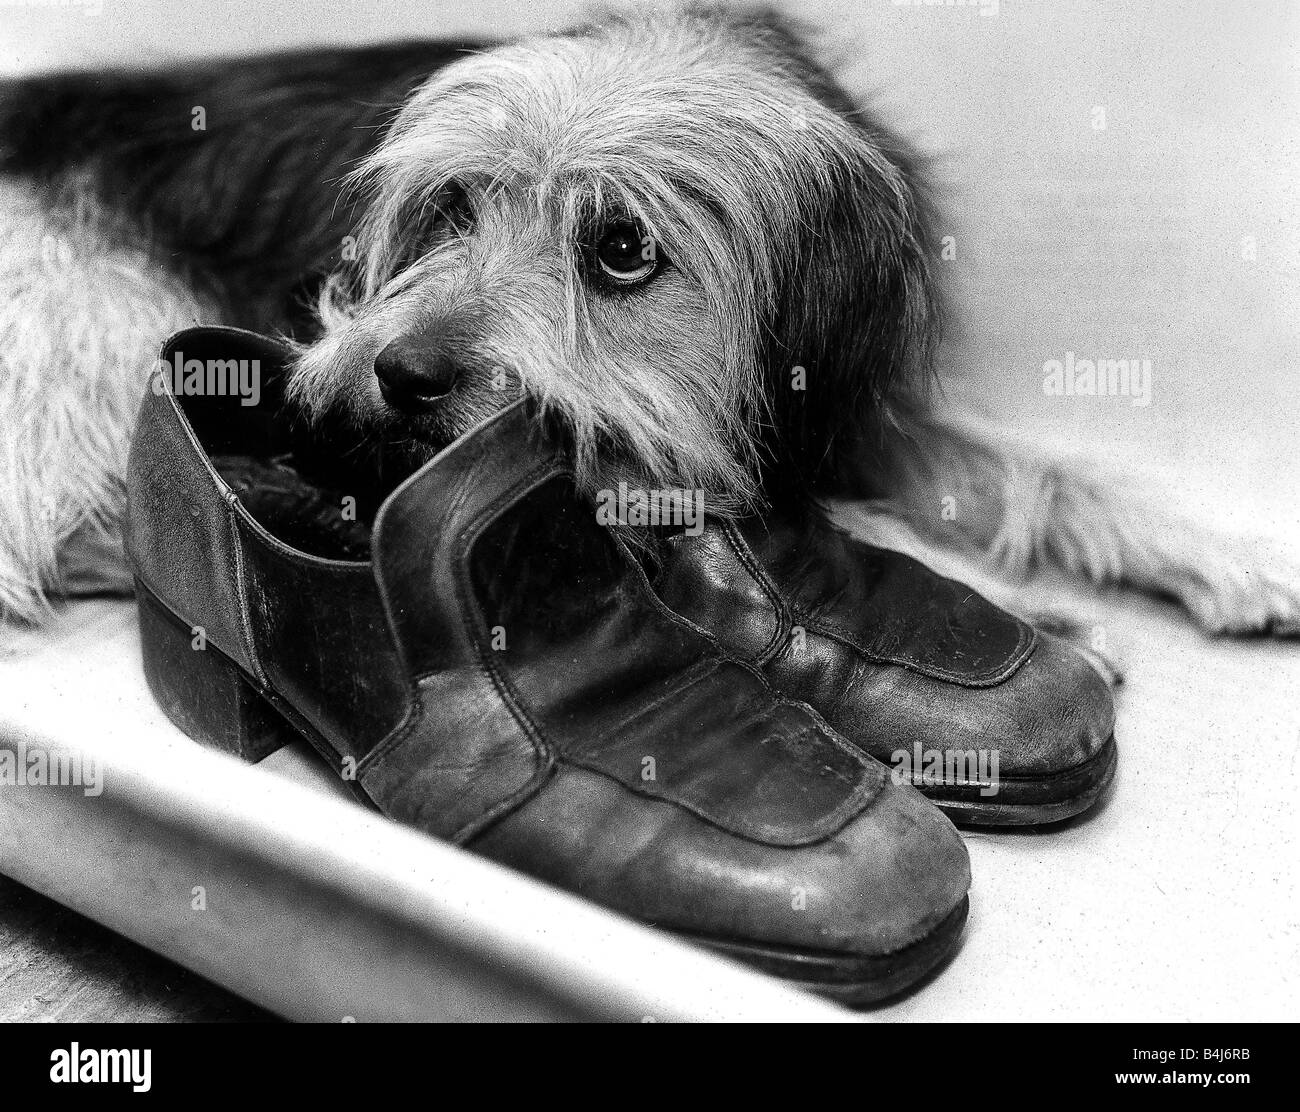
[{"left": 0, "top": 175, "right": 212, "bottom": 622}]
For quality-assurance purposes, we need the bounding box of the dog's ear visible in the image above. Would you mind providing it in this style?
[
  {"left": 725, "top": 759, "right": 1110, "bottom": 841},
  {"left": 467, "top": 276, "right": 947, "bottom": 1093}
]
[
  {"left": 770, "top": 122, "right": 938, "bottom": 501},
  {"left": 739, "top": 37, "right": 940, "bottom": 502}
]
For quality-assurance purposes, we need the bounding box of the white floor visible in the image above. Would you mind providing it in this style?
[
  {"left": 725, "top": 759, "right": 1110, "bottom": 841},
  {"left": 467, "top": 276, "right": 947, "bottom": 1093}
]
[{"left": 882, "top": 577, "right": 1300, "bottom": 1020}]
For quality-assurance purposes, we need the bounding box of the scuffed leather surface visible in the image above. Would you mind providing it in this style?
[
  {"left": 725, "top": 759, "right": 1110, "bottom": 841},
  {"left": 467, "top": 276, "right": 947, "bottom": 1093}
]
[
  {"left": 465, "top": 475, "right": 881, "bottom": 847},
  {"left": 763, "top": 619, "right": 1113, "bottom": 778},
  {"left": 663, "top": 513, "right": 1034, "bottom": 686},
  {"left": 239, "top": 522, "right": 406, "bottom": 761},
  {"left": 657, "top": 509, "right": 1114, "bottom": 779},
  {"left": 366, "top": 416, "right": 882, "bottom": 849},
  {"left": 358, "top": 663, "right": 548, "bottom": 844},
  {"left": 362, "top": 402, "right": 968, "bottom": 955},
  {"left": 471, "top": 762, "right": 969, "bottom": 955},
  {"left": 126, "top": 360, "right": 254, "bottom": 673},
  {"left": 560, "top": 661, "right": 879, "bottom": 848}
]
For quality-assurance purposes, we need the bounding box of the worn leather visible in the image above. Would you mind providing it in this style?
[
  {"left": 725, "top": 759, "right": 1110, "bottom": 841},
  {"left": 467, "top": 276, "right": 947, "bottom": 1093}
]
[
  {"left": 127, "top": 326, "right": 971, "bottom": 965},
  {"left": 655, "top": 508, "right": 1115, "bottom": 789},
  {"left": 125, "top": 330, "right": 269, "bottom": 677},
  {"left": 240, "top": 526, "right": 407, "bottom": 760}
]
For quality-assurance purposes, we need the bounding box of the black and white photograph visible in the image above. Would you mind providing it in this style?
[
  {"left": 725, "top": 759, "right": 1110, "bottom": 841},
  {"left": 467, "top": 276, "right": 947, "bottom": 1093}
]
[{"left": 0, "top": 0, "right": 1293, "bottom": 1070}]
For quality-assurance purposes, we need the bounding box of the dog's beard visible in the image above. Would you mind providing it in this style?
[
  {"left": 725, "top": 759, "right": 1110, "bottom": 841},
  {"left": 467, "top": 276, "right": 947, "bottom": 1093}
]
[
  {"left": 287, "top": 324, "right": 512, "bottom": 477},
  {"left": 287, "top": 277, "right": 766, "bottom": 519},
  {"left": 288, "top": 340, "right": 763, "bottom": 519}
]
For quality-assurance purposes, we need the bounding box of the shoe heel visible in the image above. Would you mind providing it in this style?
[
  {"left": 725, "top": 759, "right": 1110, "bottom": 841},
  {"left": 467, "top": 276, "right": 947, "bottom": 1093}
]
[{"left": 137, "top": 585, "right": 291, "bottom": 763}]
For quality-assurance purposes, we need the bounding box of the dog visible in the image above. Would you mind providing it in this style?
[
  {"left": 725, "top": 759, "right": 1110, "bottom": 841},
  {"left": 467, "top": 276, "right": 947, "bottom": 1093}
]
[{"left": 1, "top": 4, "right": 1297, "bottom": 639}]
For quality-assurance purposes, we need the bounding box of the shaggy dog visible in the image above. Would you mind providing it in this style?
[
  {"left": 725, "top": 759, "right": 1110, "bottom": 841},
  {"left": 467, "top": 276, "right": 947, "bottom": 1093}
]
[{"left": 1, "top": 5, "right": 1297, "bottom": 637}]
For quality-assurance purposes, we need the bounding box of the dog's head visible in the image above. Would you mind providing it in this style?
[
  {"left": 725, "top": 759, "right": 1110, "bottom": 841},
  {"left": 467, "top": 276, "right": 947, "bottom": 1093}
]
[{"left": 289, "top": 6, "right": 937, "bottom": 513}]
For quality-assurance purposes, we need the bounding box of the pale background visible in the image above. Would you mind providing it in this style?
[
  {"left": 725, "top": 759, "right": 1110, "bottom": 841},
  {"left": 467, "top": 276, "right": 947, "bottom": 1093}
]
[{"left": 2, "top": 0, "right": 1298, "bottom": 1021}]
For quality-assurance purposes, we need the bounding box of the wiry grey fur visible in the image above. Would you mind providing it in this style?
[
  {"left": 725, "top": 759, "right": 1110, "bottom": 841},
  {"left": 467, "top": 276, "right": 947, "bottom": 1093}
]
[
  {"left": 0, "top": 176, "right": 209, "bottom": 620},
  {"left": 289, "top": 8, "right": 935, "bottom": 517}
]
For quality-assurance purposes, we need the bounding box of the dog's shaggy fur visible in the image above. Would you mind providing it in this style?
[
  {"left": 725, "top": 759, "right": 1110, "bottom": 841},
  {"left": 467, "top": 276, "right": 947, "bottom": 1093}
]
[
  {"left": 1, "top": 4, "right": 1297, "bottom": 634},
  {"left": 290, "top": 11, "right": 935, "bottom": 518},
  {"left": 0, "top": 176, "right": 211, "bottom": 614}
]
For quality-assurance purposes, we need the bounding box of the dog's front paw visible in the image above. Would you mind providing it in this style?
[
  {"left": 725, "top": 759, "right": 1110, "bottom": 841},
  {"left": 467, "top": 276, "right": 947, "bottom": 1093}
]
[{"left": 1164, "top": 537, "right": 1300, "bottom": 637}]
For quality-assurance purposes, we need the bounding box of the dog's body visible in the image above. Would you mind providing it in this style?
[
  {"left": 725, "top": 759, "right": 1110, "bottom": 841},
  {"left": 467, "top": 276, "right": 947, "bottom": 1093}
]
[{"left": 1, "top": 6, "right": 1297, "bottom": 637}]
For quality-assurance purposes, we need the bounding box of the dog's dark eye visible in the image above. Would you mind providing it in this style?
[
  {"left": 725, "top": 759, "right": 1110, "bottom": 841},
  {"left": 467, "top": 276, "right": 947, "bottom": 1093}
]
[
  {"left": 390, "top": 185, "right": 474, "bottom": 274},
  {"left": 594, "top": 221, "right": 657, "bottom": 284},
  {"left": 440, "top": 185, "right": 474, "bottom": 234}
]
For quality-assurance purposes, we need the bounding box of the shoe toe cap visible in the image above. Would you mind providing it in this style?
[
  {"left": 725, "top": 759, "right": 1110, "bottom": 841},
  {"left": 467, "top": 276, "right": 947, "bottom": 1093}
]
[
  {"left": 473, "top": 763, "right": 970, "bottom": 962},
  {"left": 985, "top": 631, "right": 1114, "bottom": 777},
  {"left": 814, "top": 775, "right": 972, "bottom": 954}
]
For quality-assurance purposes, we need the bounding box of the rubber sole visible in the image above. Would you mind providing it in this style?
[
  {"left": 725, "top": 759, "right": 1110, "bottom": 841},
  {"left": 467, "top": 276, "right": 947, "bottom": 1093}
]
[
  {"left": 922, "top": 736, "right": 1119, "bottom": 827},
  {"left": 685, "top": 895, "right": 969, "bottom": 1006}
]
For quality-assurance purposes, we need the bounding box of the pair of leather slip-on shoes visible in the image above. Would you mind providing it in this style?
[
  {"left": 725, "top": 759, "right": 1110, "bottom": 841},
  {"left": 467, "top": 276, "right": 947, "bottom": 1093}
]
[{"left": 126, "top": 327, "right": 1115, "bottom": 1005}]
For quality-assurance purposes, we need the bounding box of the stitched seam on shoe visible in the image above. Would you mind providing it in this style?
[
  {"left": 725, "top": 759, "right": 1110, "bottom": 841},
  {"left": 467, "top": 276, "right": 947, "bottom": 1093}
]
[
  {"left": 614, "top": 526, "right": 763, "bottom": 652},
  {"left": 440, "top": 466, "right": 871, "bottom": 847},
  {"left": 447, "top": 462, "right": 566, "bottom": 836},
  {"left": 729, "top": 513, "right": 1035, "bottom": 684},
  {"left": 225, "top": 497, "right": 268, "bottom": 688},
  {"left": 359, "top": 446, "right": 485, "bottom": 780},
  {"left": 378, "top": 462, "right": 873, "bottom": 846},
  {"left": 359, "top": 454, "right": 557, "bottom": 843},
  {"left": 355, "top": 681, "right": 423, "bottom": 773},
  {"left": 720, "top": 520, "right": 790, "bottom": 664},
  {"left": 361, "top": 439, "right": 507, "bottom": 776},
  {"left": 792, "top": 606, "right": 1037, "bottom": 687},
  {"left": 557, "top": 641, "right": 881, "bottom": 845},
  {"left": 558, "top": 711, "right": 881, "bottom": 848},
  {"left": 571, "top": 657, "right": 722, "bottom": 743},
  {"left": 596, "top": 528, "right": 884, "bottom": 840},
  {"left": 357, "top": 673, "right": 557, "bottom": 848}
]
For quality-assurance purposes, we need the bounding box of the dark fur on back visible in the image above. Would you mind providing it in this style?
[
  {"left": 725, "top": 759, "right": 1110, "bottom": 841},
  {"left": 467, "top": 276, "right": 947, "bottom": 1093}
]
[{"left": 0, "top": 40, "right": 485, "bottom": 334}]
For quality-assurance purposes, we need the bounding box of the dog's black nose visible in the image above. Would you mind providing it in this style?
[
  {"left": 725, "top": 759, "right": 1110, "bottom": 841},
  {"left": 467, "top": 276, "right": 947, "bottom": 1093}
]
[{"left": 374, "top": 336, "right": 459, "bottom": 412}]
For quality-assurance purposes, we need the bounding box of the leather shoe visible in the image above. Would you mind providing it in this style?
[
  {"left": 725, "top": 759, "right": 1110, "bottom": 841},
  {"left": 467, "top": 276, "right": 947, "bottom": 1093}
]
[
  {"left": 126, "top": 327, "right": 972, "bottom": 1003},
  {"left": 654, "top": 507, "right": 1117, "bottom": 825}
]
